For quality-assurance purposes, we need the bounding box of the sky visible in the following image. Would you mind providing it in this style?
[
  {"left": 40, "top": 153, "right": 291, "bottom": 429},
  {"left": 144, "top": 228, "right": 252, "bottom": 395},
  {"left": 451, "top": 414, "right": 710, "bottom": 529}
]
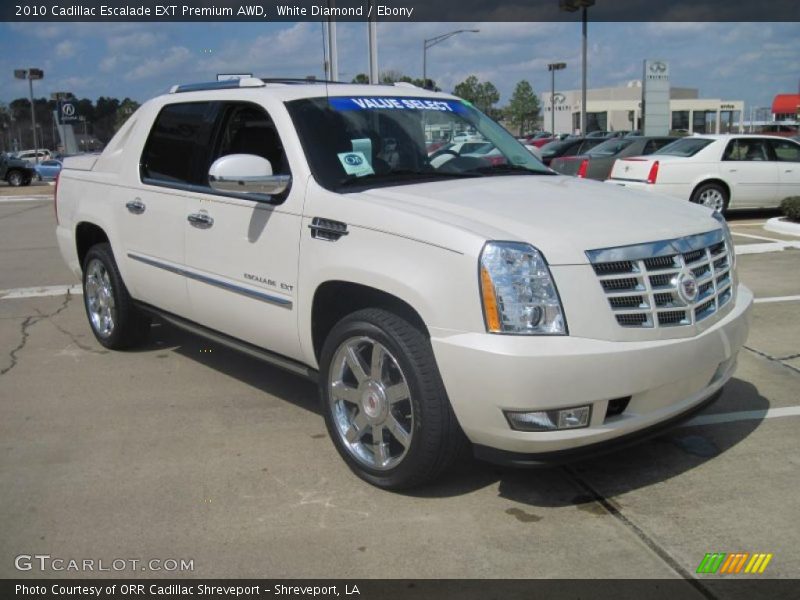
[{"left": 1, "top": 21, "right": 798, "bottom": 111}]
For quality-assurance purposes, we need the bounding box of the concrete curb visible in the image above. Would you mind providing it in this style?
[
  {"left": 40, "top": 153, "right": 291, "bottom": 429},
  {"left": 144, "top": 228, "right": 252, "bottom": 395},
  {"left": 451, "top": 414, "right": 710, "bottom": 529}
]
[{"left": 765, "top": 217, "right": 800, "bottom": 238}]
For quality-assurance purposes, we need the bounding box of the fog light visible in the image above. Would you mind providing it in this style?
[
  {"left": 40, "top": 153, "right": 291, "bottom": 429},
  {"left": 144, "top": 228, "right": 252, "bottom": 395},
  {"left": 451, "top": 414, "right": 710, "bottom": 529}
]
[{"left": 505, "top": 405, "right": 591, "bottom": 432}]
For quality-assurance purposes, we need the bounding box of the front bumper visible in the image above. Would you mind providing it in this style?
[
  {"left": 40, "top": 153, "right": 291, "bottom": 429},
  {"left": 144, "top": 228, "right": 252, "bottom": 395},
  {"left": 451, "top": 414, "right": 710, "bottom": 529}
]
[{"left": 431, "top": 284, "right": 752, "bottom": 456}]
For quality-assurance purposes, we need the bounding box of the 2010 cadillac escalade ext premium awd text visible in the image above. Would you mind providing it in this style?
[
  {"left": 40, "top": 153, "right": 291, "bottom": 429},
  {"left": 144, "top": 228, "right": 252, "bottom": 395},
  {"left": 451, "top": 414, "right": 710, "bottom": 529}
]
[{"left": 55, "top": 78, "right": 753, "bottom": 489}]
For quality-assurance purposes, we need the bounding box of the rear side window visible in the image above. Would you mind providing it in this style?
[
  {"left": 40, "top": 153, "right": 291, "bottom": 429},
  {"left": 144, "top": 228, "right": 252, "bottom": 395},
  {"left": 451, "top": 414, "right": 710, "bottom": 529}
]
[
  {"left": 722, "top": 139, "right": 770, "bottom": 161},
  {"left": 643, "top": 138, "right": 675, "bottom": 154},
  {"left": 768, "top": 139, "right": 800, "bottom": 162},
  {"left": 140, "top": 102, "right": 216, "bottom": 186}
]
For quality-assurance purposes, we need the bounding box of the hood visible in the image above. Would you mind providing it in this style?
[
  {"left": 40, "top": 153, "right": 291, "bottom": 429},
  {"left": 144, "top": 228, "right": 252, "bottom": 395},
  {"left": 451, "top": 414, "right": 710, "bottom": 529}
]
[{"left": 352, "top": 175, "right": 719, "bottom": 265}]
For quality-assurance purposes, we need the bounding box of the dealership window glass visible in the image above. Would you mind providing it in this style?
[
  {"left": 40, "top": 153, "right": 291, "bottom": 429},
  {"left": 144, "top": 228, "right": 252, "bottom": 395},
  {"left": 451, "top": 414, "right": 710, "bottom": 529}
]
[
  {"left": 585, "top": 112, "right": 607, "bottom": 133},
  {"left": 705, "top": 111, "right": 717, "bottom": 134},
  {"left": 285, "top": 96, "right": 550, "bottom": 191},
  {"left": 671, "top": 111, "right": 689, "bottom": 131},
  {"left": 654, "top": 138, "right": 713, "bottom": 157},
  {"left": 692, "top": 111, "right": 707, "bottom": 134},
  {"left": 140, "top": 102, "right": 215, "bottom": 185},
  {"left": 768, "top": 139, "right": 800, "bottom": 162}
]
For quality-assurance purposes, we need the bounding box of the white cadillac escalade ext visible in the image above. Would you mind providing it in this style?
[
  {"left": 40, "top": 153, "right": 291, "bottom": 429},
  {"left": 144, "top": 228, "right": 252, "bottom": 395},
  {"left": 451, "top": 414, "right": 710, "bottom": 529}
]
[{"left": 55, "top": 78, "right": 752, "bottom": 489}]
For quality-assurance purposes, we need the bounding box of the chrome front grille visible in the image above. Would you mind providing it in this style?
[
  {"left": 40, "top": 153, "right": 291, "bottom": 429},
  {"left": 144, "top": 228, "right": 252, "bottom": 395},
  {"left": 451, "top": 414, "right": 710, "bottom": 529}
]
[{"left": 586, "top": 229, "right": 734, "bottom": 329}]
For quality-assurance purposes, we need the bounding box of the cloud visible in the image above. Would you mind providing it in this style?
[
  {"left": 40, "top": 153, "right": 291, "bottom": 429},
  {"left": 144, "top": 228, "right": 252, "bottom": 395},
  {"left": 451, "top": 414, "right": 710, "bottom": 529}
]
[
  {"left": 125, "top": 46, "right": 192, "bottom": 81},
  {"left": 55, "top": 40, "right": 79, "bottom": 59}
]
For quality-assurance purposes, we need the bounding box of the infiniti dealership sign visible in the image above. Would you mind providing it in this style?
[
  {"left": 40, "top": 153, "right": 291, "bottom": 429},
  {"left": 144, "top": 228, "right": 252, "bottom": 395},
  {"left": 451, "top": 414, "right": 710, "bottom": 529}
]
[{"left": 642, "top": 59, "right": 670, "bottom": 136}]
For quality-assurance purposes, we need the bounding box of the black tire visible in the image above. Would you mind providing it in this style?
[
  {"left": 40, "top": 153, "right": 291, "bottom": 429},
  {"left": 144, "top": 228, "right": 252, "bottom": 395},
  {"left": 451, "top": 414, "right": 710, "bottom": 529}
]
[
  {"left": 6, "top": 169, "right": 23, "bottom": 187},
  {"left": 81, "top": 243, "right": 150, "bottom": 349},
  {"left": 691, "top": 182, "right": 729, "bottom": 214},
  {"left": 319, "top": 308, "right": 464, "bottom": 490}
]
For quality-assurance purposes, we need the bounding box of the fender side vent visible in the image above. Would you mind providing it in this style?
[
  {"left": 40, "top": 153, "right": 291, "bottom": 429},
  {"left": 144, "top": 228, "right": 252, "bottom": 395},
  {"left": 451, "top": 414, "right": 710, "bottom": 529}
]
[{"left": 309, "top": 217, "right": 349, "bottom": 241}]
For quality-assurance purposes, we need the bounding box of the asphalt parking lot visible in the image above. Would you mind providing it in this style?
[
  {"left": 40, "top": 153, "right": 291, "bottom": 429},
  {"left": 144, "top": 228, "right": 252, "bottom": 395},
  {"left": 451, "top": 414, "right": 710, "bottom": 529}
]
[{"left": 0, "top": 188, "right": 798, "bottom": 591}]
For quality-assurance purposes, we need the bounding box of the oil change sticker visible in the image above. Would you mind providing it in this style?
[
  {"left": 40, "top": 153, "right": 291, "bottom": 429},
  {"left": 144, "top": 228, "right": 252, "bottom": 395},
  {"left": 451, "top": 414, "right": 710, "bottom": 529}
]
[{"left": 337, "top": 151, "right": 374, "bottom": 177}]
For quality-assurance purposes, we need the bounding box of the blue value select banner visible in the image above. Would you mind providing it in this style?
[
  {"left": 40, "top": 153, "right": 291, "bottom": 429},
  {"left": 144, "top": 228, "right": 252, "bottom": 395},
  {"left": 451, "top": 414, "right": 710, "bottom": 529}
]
[{"left": 328, "top": 97, "right": 468, "bottom": 113}]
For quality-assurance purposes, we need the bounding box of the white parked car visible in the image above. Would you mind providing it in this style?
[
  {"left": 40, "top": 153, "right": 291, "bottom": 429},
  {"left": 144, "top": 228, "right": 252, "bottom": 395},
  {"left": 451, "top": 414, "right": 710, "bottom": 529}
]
[
  {"left": 15, "top": 148, "right": 52, "bottom": 164},
  {"left": 55, "top": 78, "right": 752, "bottom": 489},
  {"left": 606, "top": 134, "right": 800, "bottom": 213}
]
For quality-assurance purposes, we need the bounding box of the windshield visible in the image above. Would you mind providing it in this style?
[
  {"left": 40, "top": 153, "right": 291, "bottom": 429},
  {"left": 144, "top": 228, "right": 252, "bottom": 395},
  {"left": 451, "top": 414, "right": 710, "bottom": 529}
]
[
  {"left": 285, "top": 96, "right": 551, "bottom": 190},
  {"left": 587, "top": 138, "right": 633, "bottom": 157},
  {"left": 655, "top": 138, "right": 713, "bottom": 157}
]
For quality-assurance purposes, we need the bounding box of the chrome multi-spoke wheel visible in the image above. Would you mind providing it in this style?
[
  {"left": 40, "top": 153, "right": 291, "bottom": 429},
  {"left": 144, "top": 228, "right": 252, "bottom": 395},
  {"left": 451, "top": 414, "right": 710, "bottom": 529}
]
[
  {"left": 328, "top": 336, "right": 414, "bottom": 470},
  {"left": 320, "top": 308, "right": 463, "bottom": 489},
  {"left": 81, "top": 243, "right": 149, "bottom": 349},
  {"left": 698, "top": 188, "right": 725, "bottom": 212},
  {"left": 85, "top": 258, "right": 116, "bottom": 338},
  {"left": 692, "top": 183, "right": 728, "bottom": 214}
]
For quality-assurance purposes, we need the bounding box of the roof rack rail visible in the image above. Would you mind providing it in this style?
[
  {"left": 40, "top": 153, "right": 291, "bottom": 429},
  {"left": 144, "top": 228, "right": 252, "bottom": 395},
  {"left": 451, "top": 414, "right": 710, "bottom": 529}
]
[
  {"left": 259, "top": 77, "right": 345, "bottom": 85},
  {"left": 169, "top": 77, "right": 265, "bottom": 94}
]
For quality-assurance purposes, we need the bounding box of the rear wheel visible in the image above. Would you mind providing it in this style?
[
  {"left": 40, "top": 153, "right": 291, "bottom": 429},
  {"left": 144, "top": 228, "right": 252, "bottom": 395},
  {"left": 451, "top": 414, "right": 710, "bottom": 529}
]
[
  {"left": 82, "top": 243, "right": 150, "bottom": 349},
  {"left": 691, "top": 182, "right": 729, "bottom": 214},
  {"left": 319, "top": 308, "right": 463, "bottom": 490},
  {"left": 6, "top": 170, "right": 23, "bottom": 187}
]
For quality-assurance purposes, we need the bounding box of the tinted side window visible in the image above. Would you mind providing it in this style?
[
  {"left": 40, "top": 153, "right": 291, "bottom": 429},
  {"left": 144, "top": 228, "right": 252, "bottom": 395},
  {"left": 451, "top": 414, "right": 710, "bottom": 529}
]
[
  {"left": 769, "top": 139, "right": 800, "bottom": 162},
  {"left": 722, "top": 139, "right": 770, "bottom": 162},
  {"left": 206, "top": 102, "right": 290, "bottom": 182},
  {"left": 645, "top": 138, "right": 675, "bottom": 153},
  {"left": 141, "top": 102, "right": 215, "bottom": 185}
]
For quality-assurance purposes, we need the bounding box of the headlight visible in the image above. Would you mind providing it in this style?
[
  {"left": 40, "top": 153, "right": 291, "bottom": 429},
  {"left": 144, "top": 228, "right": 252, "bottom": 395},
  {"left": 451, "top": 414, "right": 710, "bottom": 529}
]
[
  {"left": 479, "top": 241, "right": 566, "bottom": 335},
  {"left": 712, "top": 211, "right": 736, "bottom": 269}
]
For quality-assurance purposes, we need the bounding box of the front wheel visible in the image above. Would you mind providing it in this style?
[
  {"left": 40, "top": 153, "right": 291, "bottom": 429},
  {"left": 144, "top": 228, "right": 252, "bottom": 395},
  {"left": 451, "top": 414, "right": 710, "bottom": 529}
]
[
  {"left": 691, "top": 182, "right": 729, "bottom": 214},
  {"left": 319, "top": 308, "right": 463, "bottom": 490},
  {"left": 82, "top": 243, "right": 150, "bottom": 349}
]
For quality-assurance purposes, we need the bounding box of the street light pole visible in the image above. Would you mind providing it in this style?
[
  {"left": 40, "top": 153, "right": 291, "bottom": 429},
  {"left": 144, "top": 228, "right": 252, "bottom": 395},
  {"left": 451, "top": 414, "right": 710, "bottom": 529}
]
[
  {"left": 548, "top": 62, "right": 567, "bottom": 134},
  {"left": 559, "top": 0, "right": 594, "bottom": 134},
  {"left": 367, "top": 0, "right": 378, "bottom": 84},
  {"left": 423, "top": 29, "right": 480, "bottom": 90}
]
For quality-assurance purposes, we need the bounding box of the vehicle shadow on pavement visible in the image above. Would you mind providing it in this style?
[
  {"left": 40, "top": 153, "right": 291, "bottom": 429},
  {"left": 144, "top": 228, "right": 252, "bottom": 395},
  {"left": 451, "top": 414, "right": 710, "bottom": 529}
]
[
  {"left": 138, "top": 321, "right": 769, "bottom": 505},
  {"left": 409, "top": 378, "right": 769, "bottom": 506},
  {"left": 140, "top": 321, "right": 321, "bottom": 416}
]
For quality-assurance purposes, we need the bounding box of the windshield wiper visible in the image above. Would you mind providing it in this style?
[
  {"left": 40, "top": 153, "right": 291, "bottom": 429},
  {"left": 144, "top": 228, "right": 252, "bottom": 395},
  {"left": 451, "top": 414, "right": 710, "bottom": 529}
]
[
  {"left": 336, "top": 169, "right": 483, "bottom": 188},
  {"left": 469, "top": 164, "right": 554, "bottom": 176}
]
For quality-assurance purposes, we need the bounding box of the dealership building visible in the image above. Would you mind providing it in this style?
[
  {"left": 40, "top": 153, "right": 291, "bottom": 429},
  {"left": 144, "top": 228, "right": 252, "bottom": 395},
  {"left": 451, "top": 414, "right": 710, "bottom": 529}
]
[{"left": 541, "top": 81, "right": 745, "bottom": 135}]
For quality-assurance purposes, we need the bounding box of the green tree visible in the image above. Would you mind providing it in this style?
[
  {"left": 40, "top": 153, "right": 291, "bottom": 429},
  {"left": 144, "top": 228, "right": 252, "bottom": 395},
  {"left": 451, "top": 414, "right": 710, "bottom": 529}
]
[
  {"left": 505, "top": 80, "right": 541, "bottom": 136},
  {"left": 114, "top": 98, "right": 141, "bottom": 133},
  {"left": 351, "top": 73, "right": 370, "bottom": 84},
  {"left": 453, "top": 76, "right": 500, "bottom": 116}
]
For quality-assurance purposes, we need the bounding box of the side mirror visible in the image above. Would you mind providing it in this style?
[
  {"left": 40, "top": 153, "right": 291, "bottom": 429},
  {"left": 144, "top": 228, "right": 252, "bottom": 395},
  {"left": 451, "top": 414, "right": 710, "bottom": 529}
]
[{"left": 208, "top": 154, "right": 291, "bottom": 197}]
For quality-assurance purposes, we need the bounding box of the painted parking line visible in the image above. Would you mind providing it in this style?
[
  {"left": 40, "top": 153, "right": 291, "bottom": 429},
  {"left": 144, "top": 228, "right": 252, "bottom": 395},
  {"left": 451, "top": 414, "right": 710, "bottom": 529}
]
[
  {"left": 0, "top": 285, "right": 81, "bottom": 300},
  {"left": 0, "top": 196, "right": 52, "bottom": 203},
  {"left": 683, "top": 406, "right": 800, "bottom": 427},
  {"left": 731, "top": 231, "right": 790, "bottom": 243},
  {"left": 735, "top": 241, "right": 800, "bottom": 255},
  {"left": 753, "top": 295, "right": 800, "bottom": 304}
]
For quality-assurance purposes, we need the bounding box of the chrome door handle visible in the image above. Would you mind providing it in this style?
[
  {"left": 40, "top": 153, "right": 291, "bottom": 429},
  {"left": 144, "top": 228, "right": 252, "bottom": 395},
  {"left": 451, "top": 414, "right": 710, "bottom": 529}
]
[
  {"left": 187, "top": 212, "right": 214, "bottom": 229},
  {"left": 728, "top": 169, "right": 737, "bottom": 173},
  {"left": 125, "top": 199, "right": 146, "bottom": 215}
]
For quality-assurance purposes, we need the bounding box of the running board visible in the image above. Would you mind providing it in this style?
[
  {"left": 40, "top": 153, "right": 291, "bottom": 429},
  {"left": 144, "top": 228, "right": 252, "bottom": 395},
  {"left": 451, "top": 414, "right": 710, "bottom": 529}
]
[{"left": 136, "top": 302, "right": 318, "bottom": 382}]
